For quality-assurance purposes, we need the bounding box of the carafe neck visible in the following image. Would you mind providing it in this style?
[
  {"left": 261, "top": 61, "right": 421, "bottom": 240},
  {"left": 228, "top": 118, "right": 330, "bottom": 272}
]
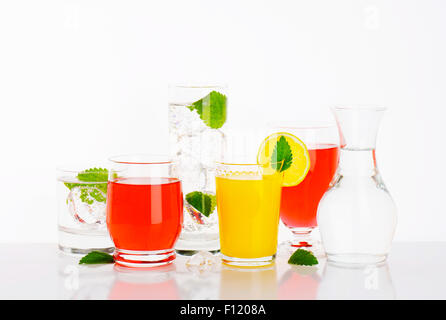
[
  {"left": 332, "top": 106, "right": 386, "bottom": 151},
  {"left": 338, "top": 148, "right": 378, "bottom": 176}
]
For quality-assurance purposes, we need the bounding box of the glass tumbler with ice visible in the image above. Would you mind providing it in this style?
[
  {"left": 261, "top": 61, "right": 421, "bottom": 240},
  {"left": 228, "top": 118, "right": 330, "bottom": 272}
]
[
  {"left": 57, "top": 165, "right": 114, "bottom": 254},
  {"left": 168, "top": 84, "right": 228, "bottom": 253}
]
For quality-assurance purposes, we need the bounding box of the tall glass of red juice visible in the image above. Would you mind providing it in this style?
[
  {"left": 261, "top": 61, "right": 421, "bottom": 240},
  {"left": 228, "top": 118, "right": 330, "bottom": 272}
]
[
  {"left": 271, "top": 124, "right": 339, "bottom": 256},
  {"left": 107, "top": 154, "right": 183, "bottom": 267}
]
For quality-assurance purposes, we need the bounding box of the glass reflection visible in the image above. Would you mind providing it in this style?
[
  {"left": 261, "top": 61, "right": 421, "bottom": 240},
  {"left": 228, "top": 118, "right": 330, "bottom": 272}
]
[
  {"left": 174, "top": 258, "right": 220, "bottom": 300},
  {"left": 219, "top": 264, "right": 277, "bottom": 300},
  {"left": 108, "top": 264, "right": 179, "bottom": 300},
  {"left": 57, "top": 253, "right": 115, "bottom": 299},
  {"left": 278, "top": 266, "right": 321, "bottom": 299},
  {"left": 317, "top": 262, "right": 396, "bottom": 299}
]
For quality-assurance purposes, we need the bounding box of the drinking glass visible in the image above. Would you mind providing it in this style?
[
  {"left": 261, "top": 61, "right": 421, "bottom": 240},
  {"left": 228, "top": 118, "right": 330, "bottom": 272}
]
[
  {"left": 216, "top": 162, "right": 282, "bottom": 267},
  {"left": 106, "top": 154, "right": 183, "bottom": 267},
  {"left": 57, "top": 164, "right": 114, "bottom": 254},
  {"left": 267, "top": 124, "right": 340, "bottom": 256},
  {"left": 168, "top": 84, "right": 228, "bottom": 253}
]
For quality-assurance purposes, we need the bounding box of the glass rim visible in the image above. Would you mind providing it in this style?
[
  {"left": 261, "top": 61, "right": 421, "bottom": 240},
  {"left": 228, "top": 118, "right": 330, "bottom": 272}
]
[
  {"left": 332, "top": 105, "right": 387, "bottom": 112},
  {"left": 109, "top": 154, "right": 173, "bottom": 165},
  {"left": 216, "top": 161, "right": 262, "bottom": 166}
]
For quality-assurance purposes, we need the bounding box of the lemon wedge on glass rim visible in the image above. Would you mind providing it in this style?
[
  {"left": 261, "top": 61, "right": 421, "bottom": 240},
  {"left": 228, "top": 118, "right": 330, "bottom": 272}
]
[{"left": 257, "top": 132, "right": 311, "bottom": 187}]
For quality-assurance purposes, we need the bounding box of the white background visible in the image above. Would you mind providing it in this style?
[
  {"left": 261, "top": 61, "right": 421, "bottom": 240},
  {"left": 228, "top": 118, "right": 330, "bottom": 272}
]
[{"left": 0, "top": 0, "right": 444, "bottom": 243}]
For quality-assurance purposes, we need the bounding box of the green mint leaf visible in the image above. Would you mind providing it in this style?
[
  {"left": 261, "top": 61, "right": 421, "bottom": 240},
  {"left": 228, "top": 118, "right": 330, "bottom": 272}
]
[
  {"left": 187, "top": 91, "right": 227, "bottom": 129},
  {"left": 64, "top": 167, "right": 109, "bottom": 204},
  {"left": 185, "top": 191, "right": 216, "bottom": 217},
  {"left": 288, "top": 249, "right": 318, "bottom": 266},
  {"left": 78, "top": 187, "right": 107, "bottom": 205},
  {"left": 64, "top": 182, "right": 78, "bottom": 190},
  {"left": 79, "top": 251, "right": 114, "bottom": 264},
  {"left": 77, "top": 167, "right": 108, "bottom": 182},
  {"left": 271, "top": 136, "right": 293, "bottom": 172}
]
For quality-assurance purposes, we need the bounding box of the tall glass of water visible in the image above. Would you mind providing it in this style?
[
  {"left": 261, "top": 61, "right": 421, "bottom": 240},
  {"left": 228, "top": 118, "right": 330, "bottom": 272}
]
[{"left": 168, "top": 84, "right": 228, "bottom": 253}]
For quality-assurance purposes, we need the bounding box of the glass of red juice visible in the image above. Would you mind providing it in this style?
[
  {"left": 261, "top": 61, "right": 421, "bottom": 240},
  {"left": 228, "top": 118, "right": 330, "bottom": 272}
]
[
  {"left": 270, "top": 124, "right": 339, "bottom": 256},
  {"left": 106, "top": 154, "right": 183, "bottom": 267}
]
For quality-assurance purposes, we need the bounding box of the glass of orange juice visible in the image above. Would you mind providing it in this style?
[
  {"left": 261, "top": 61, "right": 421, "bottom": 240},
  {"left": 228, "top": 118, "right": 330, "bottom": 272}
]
[{"left": 215, "top": 162, "right": 283, "bottom": 267}]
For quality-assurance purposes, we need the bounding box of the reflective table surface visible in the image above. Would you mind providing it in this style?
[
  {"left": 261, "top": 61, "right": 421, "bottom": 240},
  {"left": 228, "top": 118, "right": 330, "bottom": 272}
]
[{"left": 1, "top": 242, "right": 445, "bottom": 299}]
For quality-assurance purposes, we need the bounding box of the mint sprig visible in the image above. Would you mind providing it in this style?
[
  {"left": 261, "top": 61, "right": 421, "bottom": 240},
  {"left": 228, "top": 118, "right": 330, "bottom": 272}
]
[
  {"left": 271, "top": 136, "right": 293, "bottom": 172},
  {"left": 288, "top": 249, "right": 318, "bottom": 266},
  {"left": 79, "top": 251, "right": 114, "bottom": 264},
  {"left": 187, "top": 91, "right": 227, "bottom": 129},
  {"left": 185, "top": 191, "right": 216, "bottom": 217},
  {"left": 64, "top": 167, "right": 109, "bottom": 204}
]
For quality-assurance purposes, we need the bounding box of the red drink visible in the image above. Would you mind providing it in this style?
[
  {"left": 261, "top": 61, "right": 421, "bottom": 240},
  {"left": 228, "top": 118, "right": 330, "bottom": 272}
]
[
  {"left": 280, "top": 144, "right": 339, "bottom": 228},
  {"left": 106, "top": 177, "right": 183, "bottom": 253}
]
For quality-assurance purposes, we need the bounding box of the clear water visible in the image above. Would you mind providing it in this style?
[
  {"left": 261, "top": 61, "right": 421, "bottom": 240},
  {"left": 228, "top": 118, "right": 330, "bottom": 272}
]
[{"left": 317, "top": 149, "right": 397, "bottom": 264}]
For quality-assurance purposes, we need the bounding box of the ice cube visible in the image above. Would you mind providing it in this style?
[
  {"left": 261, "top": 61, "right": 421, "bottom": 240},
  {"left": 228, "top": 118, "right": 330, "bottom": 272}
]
[
  {"left": 176, "top": 155, "right": 205, "bottom": 193},
  {"left": 175, "top": 134, "right": 202, "bottom": 159},
  {"left": 67, "top": 186, "right": 107, "bottom": 226},
  {"left": 168, "top": 105, "right": 207, "bottom": 137},
  {"left": 186, "top": 251, "right": 221, "bottom": 274}
]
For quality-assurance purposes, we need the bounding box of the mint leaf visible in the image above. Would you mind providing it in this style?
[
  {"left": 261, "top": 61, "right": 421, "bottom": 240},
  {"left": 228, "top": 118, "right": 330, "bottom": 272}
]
[
  {"left": 77, "top": 167, "right": 108, "bottom": 182},
  {"left": 185, "top": 191, "right": 216, "bottom": 217},
  {"left": 78, "top": 187, "right": 107, "bottom": 205},
  {"left": 64, "top": 167, "right": 109, "bottom": 204},
  {"left": 271, "top": 136, "right": 293, "bottom": 172},
  {"left": 79, "top": 251, "right": 114, "bottom": 264},
  {"left": 187, "top": 91, "right": 227, "bottom": 129},
  {"left": 288, "top": 249, "right": 318, "bottom": 266}
]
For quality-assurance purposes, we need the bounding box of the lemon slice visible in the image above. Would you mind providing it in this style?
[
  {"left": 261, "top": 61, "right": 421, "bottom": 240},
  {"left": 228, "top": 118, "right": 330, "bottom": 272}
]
[{"left": 257, "top": 132, "right": 310, "bottom": 187}]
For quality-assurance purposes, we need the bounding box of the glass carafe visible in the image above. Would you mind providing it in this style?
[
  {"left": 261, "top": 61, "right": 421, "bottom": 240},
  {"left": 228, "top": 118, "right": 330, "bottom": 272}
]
[{"left": 317, "top": 106, "right": 397, "bottom": 265}]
